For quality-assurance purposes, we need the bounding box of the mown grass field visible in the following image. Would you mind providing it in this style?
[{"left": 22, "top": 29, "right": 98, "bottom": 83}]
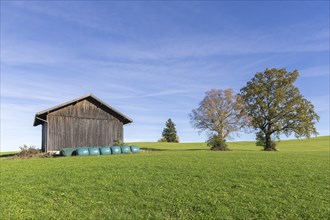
[{"left": 1, "top": 136, "right": 329, "bottom": 219}]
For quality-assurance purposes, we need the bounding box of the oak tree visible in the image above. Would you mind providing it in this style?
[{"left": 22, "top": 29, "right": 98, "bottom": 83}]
[{"left": 240, "top": 68, "right": 319, "bottom": 151}]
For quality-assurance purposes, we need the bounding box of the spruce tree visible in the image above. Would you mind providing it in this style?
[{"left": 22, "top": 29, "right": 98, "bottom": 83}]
[{"left": 162, "top": 119, "right": 179, "bottom": 142}]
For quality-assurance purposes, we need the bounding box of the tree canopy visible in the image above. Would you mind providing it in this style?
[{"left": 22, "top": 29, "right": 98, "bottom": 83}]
[
  {"left": 189, "top": 89, "right": 248, "bottom": 150},
  {"left": 240, "top": 68, "right": 319, "bottom": 151}
]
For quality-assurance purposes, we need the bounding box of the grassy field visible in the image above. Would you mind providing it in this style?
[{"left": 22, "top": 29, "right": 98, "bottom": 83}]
[{"left": 1, "top": 136, "right": 329, "bottom": 219}]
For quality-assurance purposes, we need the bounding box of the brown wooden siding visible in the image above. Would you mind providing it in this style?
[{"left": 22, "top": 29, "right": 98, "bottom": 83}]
[
  {"left": 41, "top": 124, "right": 47, "bottom": 152},
  {"left": 46, "top": 100, "right": 123, "bottom": 151},
  {"left": 48, "top": 100, "right": 116, "bottom": 119}
]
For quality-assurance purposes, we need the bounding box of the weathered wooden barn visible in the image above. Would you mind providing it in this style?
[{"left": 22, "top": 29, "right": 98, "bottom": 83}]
[{"left": 33, "top": 94, "right": 133, "bottom": 152}]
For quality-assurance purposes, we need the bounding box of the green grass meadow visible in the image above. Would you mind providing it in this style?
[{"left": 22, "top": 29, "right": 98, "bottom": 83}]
[{"left": 1, "top": 136, "right": 329, "bottom": 219}]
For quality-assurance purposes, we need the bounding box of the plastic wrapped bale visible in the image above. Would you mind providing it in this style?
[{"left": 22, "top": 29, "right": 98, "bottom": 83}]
[
  {"left": 89, "top": 147, "right": 100, "bottom": 156},
  {"left": 60, "top": 148, "right": 76, "bottom": 156},
  {"left": 111, "top": 146, "right": 121, "bottom": 154},
  {"left": 99, "top": 146, "right": 111, "bottom": 155},
  {"left": 76, "top": 147, "right": 90, "bottom": 156},
  {"left": 121, "top": 146, "right": 131, "bottom": 154},
  {"left": 130, "top": 146, "right": 140, "bottom": 154}
]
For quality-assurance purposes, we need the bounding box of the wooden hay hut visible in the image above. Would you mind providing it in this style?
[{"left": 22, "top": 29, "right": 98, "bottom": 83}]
[{"left": 33, "top": 94, "right": 133, "bottom": 152}]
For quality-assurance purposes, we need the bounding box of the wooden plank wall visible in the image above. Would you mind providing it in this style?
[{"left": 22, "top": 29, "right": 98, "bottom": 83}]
[
  {"left": 46, "top": 100, "right": 123, "bottom": 151},
  {"left": 41, "top": 124, "right": 47, "bottom": 152}
]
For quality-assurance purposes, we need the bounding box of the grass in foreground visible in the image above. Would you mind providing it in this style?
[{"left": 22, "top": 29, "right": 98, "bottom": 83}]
[{"left": 1, "top": 137, "right": 329, "bottom": 219}]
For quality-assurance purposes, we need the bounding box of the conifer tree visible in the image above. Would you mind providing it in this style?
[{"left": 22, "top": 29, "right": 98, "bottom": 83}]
[{"left": 162, "top": 119, "right": 179, "bottom": 142}]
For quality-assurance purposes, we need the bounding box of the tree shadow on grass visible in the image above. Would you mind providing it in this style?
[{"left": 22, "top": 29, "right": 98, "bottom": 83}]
[
  {"left": 141, "top": 148, "right": 167, "bottom": 151},
  {"left": 141, "top": 148, "right": 207, "bottom": 152},
  {"left": 0, "top": 153, "right": 18, "bottom": 158}
]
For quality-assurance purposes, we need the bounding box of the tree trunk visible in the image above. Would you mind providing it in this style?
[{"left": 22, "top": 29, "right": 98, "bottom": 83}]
[{"left": 264, "top": 132, "right": 276, "bottom": 151}]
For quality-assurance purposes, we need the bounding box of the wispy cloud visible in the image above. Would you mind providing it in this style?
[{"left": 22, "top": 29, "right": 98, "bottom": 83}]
[
  {"left": 87, "top": 30, "right": 328, "bottom": 62},
  {"left": 4, "top": 2, "right": 329, "bottom": 67},
  {"left": 1, "top": 41, "right": 71, "bottom": 65},
  {"left": 300, "top": 65, "right": 329, "bottom": 78},
  {"left": 311, "top": 95, "right": 330, "bottom": 113},
  {"left": 9, "top": 1, "right": 124, "bottom": 35}
]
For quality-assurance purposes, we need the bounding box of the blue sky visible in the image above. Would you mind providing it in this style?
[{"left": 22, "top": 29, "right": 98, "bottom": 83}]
[{"left": 1, "top": 1, "right": 329, "bottom": 151}]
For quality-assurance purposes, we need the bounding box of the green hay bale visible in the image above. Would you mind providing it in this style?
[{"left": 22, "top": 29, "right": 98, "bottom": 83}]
[
  {"left": 76, "top": 147, "right": 90, "bottom": 156},
  {"left": 60, "top": 148, "right": 76, "bottom": 156},
  {"left": 89, "top": 147, "right": 100, "bottom": 156},
  {"left": 121, "top": 146, "right": 131, "bottom": 154},
  {"left": 99, "top": 146, "right": 111, "bottom": 155},
  {"left": 130, "top": 146, "right": 140, "bottom": 154},
  {"left": 111, "top": 146, "right": 121, "bottom": 154}
]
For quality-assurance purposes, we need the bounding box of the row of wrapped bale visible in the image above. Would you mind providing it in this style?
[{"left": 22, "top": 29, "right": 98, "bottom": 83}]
[{"left": 60, "top": 146, "right": 140, "bottom": 156}]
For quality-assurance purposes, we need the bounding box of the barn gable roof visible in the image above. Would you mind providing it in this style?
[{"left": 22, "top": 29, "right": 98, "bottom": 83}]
[{"left": 33, "top": 94, "right": 133, "bottom": 126}]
